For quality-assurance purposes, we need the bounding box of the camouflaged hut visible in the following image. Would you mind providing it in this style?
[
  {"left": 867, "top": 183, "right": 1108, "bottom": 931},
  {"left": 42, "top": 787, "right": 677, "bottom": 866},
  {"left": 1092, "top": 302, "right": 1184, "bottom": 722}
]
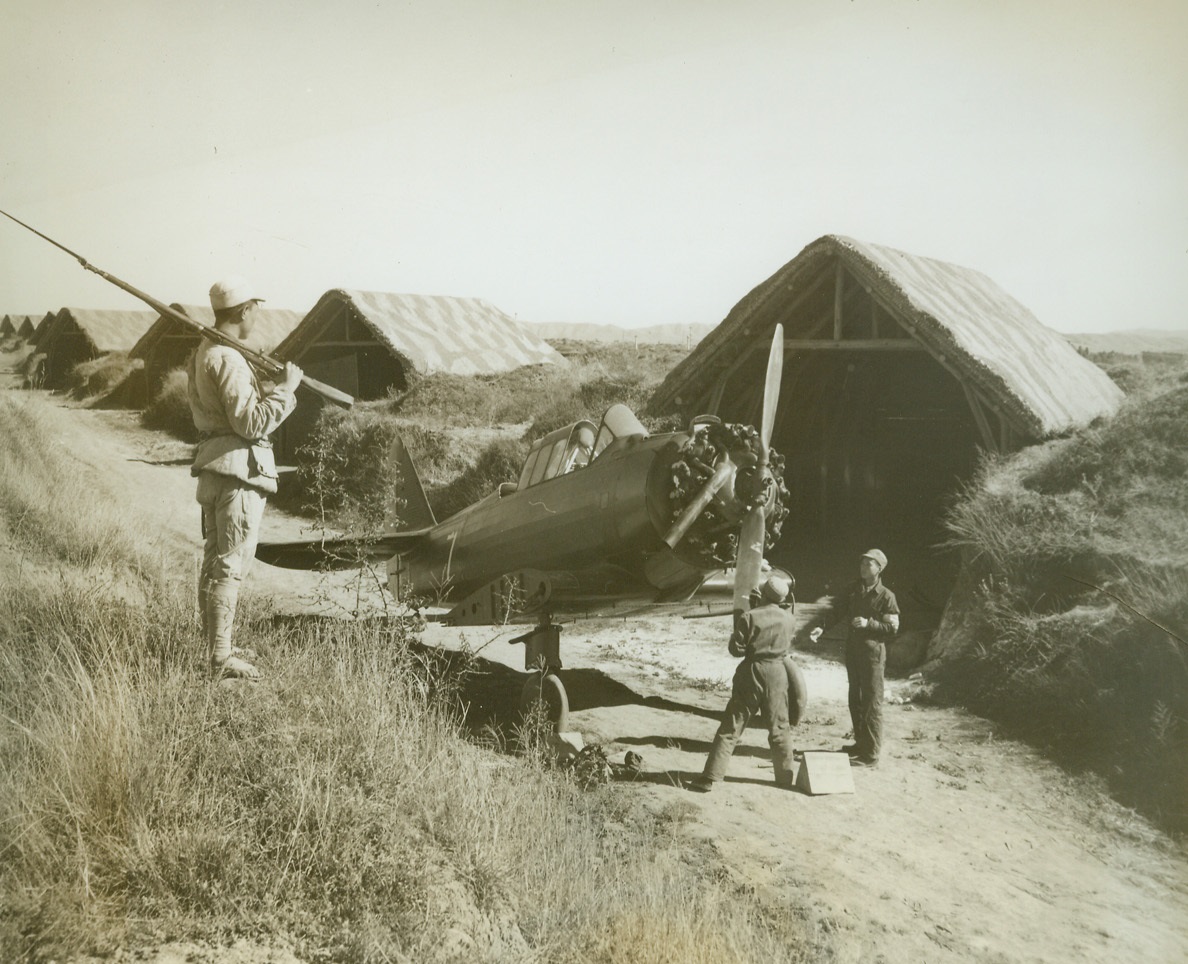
[
  {"left": 39, "top": 307, "right": 158, "bottom": 389},
  {"left": 16, "top": 315, "right": 36, "bottom": 340},
  {"left": 271, "top": 289, "right": 566, "bottom": 458},
  {"left": 0, "top": 315, "right": 15, "bottom": 338},
  {"left": 30, "top": 311, "right": 57, "bottom": 347},
  {"left": 125, "top": 303, "right": 303, "bottom": 406},
  {"left": 650, "top": 235, "right": 1124, "bottom": 599}
]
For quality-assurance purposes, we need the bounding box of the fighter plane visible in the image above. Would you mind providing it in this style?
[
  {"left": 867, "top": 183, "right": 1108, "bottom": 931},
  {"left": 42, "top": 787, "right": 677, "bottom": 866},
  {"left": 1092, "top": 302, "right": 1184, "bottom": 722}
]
[{"left": 257, "top": 326, "right": 804, "bottom": 722}]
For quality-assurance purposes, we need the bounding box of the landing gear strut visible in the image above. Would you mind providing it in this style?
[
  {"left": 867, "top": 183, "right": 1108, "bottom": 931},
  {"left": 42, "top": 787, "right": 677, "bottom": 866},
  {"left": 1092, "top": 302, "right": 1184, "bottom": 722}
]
[{"left": 509, "top": 612, "right": 570, "bottom": 732}]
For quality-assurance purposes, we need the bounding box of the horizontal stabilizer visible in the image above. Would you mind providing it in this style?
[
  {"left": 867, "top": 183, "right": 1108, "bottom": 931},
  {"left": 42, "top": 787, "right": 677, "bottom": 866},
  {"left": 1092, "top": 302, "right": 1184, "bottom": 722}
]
[{"left": 256, "top": 532, "right": 426, "bottom": 570}]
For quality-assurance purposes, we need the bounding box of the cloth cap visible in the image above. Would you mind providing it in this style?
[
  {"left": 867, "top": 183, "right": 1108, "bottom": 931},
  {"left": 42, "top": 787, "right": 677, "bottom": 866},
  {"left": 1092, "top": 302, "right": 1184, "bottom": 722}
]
[
  {"left": 861, "top": 549, "right": 888, "bottom": 570},
  {"left": 209, "top": 276, "right": 263, "bottom": 311},
  {"left": 759, "top": 575, "right": 791, "bottom": 604}
]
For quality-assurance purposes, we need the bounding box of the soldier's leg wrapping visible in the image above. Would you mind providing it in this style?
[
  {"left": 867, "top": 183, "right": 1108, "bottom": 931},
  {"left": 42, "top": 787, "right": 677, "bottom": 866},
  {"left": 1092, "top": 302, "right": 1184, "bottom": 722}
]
[
  {"left": 758, "top": 660, "right": 797, "bottom": 785},
  {"left": 198, "top": 475, "right": 267, "bottom": 674}
]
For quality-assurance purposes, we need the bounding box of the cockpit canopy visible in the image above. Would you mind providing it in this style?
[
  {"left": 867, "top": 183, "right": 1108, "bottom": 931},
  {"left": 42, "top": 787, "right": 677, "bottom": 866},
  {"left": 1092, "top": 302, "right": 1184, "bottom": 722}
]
[{"left": 517, "top": 403, "right": 648, "bottom": 489}]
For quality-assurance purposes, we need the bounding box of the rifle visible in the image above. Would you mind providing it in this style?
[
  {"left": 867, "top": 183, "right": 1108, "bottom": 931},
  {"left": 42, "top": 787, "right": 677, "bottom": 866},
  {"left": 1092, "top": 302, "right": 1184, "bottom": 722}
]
[{"left": 0, "top": 208, "right": 353, "bottom": 408}]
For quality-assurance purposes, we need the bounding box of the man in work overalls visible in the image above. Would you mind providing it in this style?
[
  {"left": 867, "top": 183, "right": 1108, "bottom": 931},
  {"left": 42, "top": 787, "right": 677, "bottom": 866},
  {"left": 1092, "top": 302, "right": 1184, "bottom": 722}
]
[
  {"left": 690, "top": 575, "right": 798, "bottom": 792},
  {"left": 810, "top": 549, "right": 900, "bottom": 766},
  {"left": 188, "top": 277, "right": 303, "bottom": 680}
]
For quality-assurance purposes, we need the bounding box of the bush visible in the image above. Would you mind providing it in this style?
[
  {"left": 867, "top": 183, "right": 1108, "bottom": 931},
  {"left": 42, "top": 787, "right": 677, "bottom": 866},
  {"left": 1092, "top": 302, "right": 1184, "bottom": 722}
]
[
  {"left": 141, "top": 368, "right": 199, "bottom": 442},
  {"left": 68, "top": 352, "right": 143, "bottom": 402},
  {"left": 937, "top": 384, "right": 1188, "bottom": 831},
  {"left": 432, "top": 436, "right": 528, "bottom": 520},
  {"left": 392, "top": 340, "right": 686, "bottom": 433}
]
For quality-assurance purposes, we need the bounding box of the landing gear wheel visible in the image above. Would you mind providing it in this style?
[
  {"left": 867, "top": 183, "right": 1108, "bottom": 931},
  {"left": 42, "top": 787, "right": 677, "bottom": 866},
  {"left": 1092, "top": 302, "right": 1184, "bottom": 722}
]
[{"left": 519, "top": 671, "right": 569, "bottom": 732}]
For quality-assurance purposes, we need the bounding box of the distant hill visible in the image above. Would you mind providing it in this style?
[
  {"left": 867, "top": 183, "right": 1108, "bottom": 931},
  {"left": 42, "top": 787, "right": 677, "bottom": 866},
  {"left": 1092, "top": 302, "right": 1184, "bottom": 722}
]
[
  {"left": 529, "top": 321, "right": 714, "bottom": 346},
  {"left": 1063, "top": 329, "right": 1188, "bottom": 355},
  {"left": 533, "top": 322, "right": 1188, "bottom": 355}
]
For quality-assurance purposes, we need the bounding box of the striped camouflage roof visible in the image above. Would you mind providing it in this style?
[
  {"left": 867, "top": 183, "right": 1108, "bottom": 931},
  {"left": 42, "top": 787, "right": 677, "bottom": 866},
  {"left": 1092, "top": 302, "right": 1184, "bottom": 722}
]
[
  {"left": 43, "top": 308, "right": 159, "bottom": 353},
  {"left": 274, "top": 289, "right": 566, "bottom": 375},
  {"left": 652, "top": 235, "right": 1123, "bottom": 439},
  {"left": 130, "top": 304, "right": 304, "bottom": 357},
  {"left": 30, "top": 311, "right": 56, "bottom": 345}
]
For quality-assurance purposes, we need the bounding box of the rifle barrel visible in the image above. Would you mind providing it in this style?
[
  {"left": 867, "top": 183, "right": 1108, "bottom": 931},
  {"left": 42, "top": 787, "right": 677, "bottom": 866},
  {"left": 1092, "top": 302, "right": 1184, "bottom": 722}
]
[{"left": 0, "top": 208, "right": 352, "bottom": 407}]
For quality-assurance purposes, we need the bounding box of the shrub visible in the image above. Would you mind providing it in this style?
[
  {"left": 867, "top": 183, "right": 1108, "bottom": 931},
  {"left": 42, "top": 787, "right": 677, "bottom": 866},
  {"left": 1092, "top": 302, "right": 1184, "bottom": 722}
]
[
  {"left": 432, "top": 436, "right": 528, "bottom": 520},
  {"left": 68, "top": 352, "right": 143, "bottom": 402},
  {"left": 937, "top": 384, "right": 1188, "bottom": 831},
  {"left": 141, "top": 368, "right": 199, "bottom": 442}
]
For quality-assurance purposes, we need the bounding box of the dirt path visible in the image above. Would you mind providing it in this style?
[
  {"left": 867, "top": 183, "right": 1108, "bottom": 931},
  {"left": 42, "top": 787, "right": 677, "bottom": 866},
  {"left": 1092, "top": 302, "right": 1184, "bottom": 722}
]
[{"left": 21, "top": 388, "right": 1188, "bottom": 964}]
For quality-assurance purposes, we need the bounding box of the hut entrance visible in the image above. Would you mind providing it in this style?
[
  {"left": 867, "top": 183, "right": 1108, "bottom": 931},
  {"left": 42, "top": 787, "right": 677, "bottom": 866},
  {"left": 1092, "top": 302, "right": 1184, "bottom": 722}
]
[{"left": 764, "top": 351, "right": 979, "bottom": 604}]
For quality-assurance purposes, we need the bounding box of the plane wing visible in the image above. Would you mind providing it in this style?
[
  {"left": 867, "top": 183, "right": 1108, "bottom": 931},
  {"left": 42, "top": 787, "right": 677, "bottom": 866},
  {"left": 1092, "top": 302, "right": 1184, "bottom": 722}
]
[{"left": 255, "top": 530, "right": 429, "bottom": 571}]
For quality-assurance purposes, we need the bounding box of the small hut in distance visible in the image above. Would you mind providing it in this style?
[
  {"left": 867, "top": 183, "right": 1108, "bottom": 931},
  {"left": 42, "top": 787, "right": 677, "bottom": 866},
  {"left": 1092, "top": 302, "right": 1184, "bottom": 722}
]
[
  {"left": 38, "top": 308, "right": 158, "bottom": 389},
  {"left": 126, "top": 303, "right": 303, "bottom": 406},
  {"left": 30, "top": 311, "right": 57, "bottom": 347},
  {"left": 16, "top": 315, "right": 36, "bottom": 340},
  {"left": 272, "top": 289, "right": 566, "bottom": 458},
  {"left": 0, "top": 316, "right": 15, "bottom": 338}
]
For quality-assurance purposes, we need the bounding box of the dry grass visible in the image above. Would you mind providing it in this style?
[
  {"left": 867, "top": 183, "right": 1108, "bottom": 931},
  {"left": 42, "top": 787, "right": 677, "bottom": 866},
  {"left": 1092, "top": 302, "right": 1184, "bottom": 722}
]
[
  {"left": 0, "top": 390, "right": 817, "bottom": 962},
  {"left": 67, "top": 352, "right": 142, "bottom": 402},
  {"left": 937, "top": 358, "right": 1188, "bottom": 832},
  {"left": 141, "top": 367, "right": 200, "bottom": 442}
]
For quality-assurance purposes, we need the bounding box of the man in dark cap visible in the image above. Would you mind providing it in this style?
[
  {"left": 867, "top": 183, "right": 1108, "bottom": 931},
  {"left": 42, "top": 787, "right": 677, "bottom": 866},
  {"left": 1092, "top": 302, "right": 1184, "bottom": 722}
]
[
  {"left": 810, "top": 549, "right": 899, "bottom": 766},
  {"left": 690, "top": 574, "right": 799, "bottom": 792}
]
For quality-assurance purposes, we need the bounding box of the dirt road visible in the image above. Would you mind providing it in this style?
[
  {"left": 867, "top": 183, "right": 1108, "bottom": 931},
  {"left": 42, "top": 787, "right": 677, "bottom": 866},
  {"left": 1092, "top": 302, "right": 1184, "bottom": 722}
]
[{"left": 20, "top": 388, "right": 1188, "bottom": 964}]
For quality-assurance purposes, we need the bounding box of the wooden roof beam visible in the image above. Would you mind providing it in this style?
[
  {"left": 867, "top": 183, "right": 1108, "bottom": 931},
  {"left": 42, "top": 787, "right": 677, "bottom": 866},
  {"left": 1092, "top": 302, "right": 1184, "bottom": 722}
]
[
  {"left": 875, "top": 297, "right": 1029, "bottom": 442},
  {"left": 833, "top": 260, "right": 845, "bottom": 340},
  {"left": 782, "top": 340, "right": 925, "bottom": 352}
]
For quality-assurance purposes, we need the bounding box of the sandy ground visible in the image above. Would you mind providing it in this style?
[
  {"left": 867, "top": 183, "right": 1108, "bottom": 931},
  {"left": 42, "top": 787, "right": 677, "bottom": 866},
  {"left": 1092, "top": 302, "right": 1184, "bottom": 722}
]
[{"left": 7, "top": 376, "right": 1187, "bottom": 964}]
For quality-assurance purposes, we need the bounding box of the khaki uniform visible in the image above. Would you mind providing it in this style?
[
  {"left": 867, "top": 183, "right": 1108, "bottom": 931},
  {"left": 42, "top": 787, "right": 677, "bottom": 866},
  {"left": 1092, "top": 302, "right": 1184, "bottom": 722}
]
[
  {"left": 188, "top": 342, "right": 296, "bottom": 671},
  {"left": 701, "top": 603, "right": 798, "bottom": 786}
]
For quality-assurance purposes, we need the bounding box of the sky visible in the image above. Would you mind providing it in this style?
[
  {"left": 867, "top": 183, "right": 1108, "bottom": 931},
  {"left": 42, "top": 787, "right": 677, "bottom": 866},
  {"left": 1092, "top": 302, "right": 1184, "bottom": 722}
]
[{"left": 2, "top": 0, "right": 1185, "bottom": 334}]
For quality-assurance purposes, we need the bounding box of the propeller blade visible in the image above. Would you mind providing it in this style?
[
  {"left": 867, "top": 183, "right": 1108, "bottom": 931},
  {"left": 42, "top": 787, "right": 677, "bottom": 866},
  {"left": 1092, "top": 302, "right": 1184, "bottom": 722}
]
[
  {"left": 761, "top": 322, "right": 784, "bottom": 450},
  {"left": 664, "top": 457, "right": 734, "bottom": 548},
  {"left": 732, "top": 503, "right": 766, "bottom": 612}
]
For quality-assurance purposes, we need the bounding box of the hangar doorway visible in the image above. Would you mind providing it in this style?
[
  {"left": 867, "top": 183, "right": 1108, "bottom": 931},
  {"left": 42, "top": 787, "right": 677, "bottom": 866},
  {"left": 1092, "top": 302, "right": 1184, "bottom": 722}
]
[{"left": 769, "top": 350, "right": 979, "bottom": 603}]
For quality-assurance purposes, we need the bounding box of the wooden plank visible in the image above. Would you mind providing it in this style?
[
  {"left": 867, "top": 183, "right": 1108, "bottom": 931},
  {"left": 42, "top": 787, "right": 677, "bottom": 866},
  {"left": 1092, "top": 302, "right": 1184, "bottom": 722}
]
[
  {"left": 833, "top": 261, "right": 845, "bottom": 341},
  {"left": 962, "top": 382, "right": 999, "bottom": 452},
  {"left": 772, "top": 269, "right": 831, "bottom": 328},
  {"left": 782, "top": 340, "right": 925, "bottom": 352}
]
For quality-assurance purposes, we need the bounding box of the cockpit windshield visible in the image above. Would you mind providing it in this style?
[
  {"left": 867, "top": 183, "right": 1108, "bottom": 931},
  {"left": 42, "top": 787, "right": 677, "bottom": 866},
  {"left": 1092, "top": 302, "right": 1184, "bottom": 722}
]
[{"left": 516, "top": 404, "right": 648, "bottom": 489}]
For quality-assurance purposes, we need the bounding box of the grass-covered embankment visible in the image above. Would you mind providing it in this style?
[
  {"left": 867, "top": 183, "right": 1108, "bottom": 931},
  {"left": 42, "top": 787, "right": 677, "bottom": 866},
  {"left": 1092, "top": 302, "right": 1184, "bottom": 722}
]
[
  {"left": 0, "top": 392, "right": 817, "bottom": 962},
  {"left": 936, "top": 361, "right": 1188, "bottom": 831}
]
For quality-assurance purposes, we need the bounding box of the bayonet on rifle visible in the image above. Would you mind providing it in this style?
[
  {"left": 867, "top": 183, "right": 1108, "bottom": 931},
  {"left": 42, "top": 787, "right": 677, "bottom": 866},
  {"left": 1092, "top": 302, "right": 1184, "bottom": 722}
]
[{"left": 0, "top": 208, "right": 353, "bottom": 408}]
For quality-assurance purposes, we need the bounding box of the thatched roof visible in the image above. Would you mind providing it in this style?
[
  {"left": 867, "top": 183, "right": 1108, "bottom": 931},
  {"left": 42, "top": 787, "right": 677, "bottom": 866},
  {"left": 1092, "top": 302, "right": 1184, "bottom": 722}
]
[
  {"left": 652, "top": 235, "right": 1123, "bottom": 440},
  {"left": 274, "top": 289, "right": 566, "bottom": 375},
  {"left": 16, "top": 315, "right": 36, "bottom": 338},
  {"left": 0, "top": 315, "right": 14, "bottom": 336},
  {"left": 130, "top": 304, "right": 304, "bottom": 358},
  {"left": 30, "top": 312, "right": 56, "bottom": 345},
  {"left": 44, "top": 308, "right": 159, "bottom": 353}
]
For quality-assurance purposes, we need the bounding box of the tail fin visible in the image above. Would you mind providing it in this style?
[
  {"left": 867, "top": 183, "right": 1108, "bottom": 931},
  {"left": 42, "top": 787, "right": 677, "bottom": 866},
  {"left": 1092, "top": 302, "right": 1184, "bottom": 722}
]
[{"left": 387, "top": 430, "right": 437, "bottom": 531}]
